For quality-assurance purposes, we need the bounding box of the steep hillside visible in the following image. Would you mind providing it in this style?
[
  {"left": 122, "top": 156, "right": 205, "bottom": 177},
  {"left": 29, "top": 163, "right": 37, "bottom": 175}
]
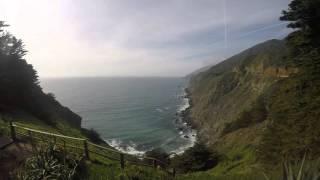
[
  {"left": 186, "top": 1, "right": 320, "bottom": 176},
  {"left": 186, "top": 64, "right": 213, "bottom": 79},
  {"left": 189, "top": 39, "right": 296, "bottom": 147},
  {"left": 188, "top": 22, "right": 320, "bottom": 175}
]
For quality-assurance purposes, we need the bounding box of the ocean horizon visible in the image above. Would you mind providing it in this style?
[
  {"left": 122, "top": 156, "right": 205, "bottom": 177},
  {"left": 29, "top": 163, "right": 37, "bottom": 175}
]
[{"left": 40, "top": 77, "right": 196, "bottom": 155}]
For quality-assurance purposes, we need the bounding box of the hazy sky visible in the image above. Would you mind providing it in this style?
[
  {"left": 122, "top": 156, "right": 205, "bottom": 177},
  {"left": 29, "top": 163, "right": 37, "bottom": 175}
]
[{"left": 0, "top": 0, "right": 291, "bottom": 77}]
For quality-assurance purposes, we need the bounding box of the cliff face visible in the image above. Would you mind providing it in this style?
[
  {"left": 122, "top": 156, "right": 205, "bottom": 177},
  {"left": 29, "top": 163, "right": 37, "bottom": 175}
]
[{"left": 188, "top": 39, "right": 296, "bottom": 148}]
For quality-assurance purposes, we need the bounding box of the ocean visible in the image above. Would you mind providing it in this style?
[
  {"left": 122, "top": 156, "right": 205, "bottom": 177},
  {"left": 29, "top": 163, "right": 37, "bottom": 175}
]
[{"left": 40, "top": 77, "right": 196, "bottom": 155}]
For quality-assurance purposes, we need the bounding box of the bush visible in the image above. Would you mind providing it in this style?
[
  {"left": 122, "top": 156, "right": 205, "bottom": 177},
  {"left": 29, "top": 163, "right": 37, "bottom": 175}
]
[
  {"left": 14, "top": 142, "right": 82, "bottom": 180},
  {"left": 145, "top": 148, "right": 170, "bottom": 167},
  {"left": 222, "top": 96, "right": 268, "bottom": 135},
  {"left": 171, "top": 143, "right": 219, "bottom": 173},
  {"left": 81, "top": 128, "right": 104, "bottom": 144}
]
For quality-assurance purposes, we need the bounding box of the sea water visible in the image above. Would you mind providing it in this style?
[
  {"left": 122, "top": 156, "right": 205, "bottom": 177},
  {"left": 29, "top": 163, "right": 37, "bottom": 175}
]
[{"left": 41, "top": 77, "right": 196, "bottom": 155}]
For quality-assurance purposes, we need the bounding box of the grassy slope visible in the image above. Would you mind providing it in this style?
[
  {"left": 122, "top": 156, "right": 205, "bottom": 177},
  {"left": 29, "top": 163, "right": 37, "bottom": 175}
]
[
  {"left": 0, "top": 110, "right": 84, "bottom": 138},
  {"left": 0, "top": 112, "right": 173, "bottom": 179}
]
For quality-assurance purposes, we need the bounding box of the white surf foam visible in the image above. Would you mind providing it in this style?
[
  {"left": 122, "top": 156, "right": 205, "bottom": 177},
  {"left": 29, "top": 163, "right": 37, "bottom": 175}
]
[
  {"left": 105, "top": 139, "right": 146, "bottom": 156},
  {"left": 177, "top": 97, "right": 190, "bottom": 113},
  {"left": 156, "top": 108, "right": 163, "bottom": 112},
  {"left": 105, "top": 88, "right": 197, "bottom": 156},
  {"left": 172, "top": 88, "right": 197, "bottom": 155},
  {"left": 170, "top": 129, "right": 197, "bottom": 155}
]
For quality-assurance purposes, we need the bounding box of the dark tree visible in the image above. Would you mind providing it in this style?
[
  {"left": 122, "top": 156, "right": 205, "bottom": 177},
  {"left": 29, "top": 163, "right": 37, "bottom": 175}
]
[
  {"left": 280, "top": 0, "right": 320, "bottom": 77},
  {"left": 0, "top": 22, "right": 27, "bottom": 58},
  {"left": 258, "top": 0, "right": 320, "bottom": 164},
  {"left": 0, "top": 21, "right": 81, "bottom": 127},
  {"left": 171, "top": 143, "right": 219, "bottom": 173},
  {"left": 281, "top": 0, "right": 320, "bottom": 33}
]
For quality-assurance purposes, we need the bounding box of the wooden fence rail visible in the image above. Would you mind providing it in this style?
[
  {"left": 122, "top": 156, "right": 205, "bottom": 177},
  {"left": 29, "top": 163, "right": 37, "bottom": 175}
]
[{"left": 6, "top": 121, "right": 176, "bottom": 178}]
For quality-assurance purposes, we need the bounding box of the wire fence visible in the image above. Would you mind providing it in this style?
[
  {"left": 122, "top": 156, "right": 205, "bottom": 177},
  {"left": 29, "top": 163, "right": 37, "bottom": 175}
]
[{"left": 4, "top": 121, "right": 175, "bottom": 178}]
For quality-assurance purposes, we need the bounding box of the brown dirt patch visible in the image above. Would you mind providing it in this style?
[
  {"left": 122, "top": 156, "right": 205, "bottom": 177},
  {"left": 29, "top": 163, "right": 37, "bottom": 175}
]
[{"left": 0, "top": 140, "right": 32, "bottom": 180}]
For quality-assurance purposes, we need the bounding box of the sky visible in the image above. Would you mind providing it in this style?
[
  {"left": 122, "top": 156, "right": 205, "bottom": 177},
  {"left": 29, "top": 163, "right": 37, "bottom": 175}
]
[{"left": 0, "top": 0, "right": 292, "bottom": 77}]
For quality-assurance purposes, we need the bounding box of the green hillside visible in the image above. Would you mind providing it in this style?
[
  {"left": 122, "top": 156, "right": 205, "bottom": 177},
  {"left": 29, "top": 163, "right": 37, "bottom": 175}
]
[
  {"left": 187, "top": 39, "right": 294, "bottom": 175},
  {"left": 187, "top": 0, "right": 320, "bottom": 176},
  {"left": 189, "top": 39, "right": 294, "bottom": 144}
]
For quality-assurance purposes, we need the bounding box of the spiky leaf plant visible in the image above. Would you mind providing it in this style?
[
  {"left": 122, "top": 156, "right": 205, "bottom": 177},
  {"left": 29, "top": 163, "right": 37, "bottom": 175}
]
[
  {"left": 263, "top": 154, "right": 320, "bottom": 180},
  {"left": 14, "top": 142, "right": 80, "bottom": 180}
]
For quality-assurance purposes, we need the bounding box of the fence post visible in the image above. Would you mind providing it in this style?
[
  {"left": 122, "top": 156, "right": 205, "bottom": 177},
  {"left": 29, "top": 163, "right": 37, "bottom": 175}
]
[
  {"left": 63, "top": 140, "right": 66, "bottom": 152},
  {"left": 28, "top": 130, "right": 36, "bottom": 151},
  {"left": 9, "top": 121, "right": 16, "bottom": 141},
  {"left": 63, "top": 140, "right": 66, "bottom": 164},
  {"left": 83, "top": 140, "right": 90, "bottom": 160},
  {"left": 53, "top": 136, "right": 56, "bottom": 144},
  {"left": 153, "top": 159, "right": 157, "bottom": 169},
  {"left": 173, "top": 168, "right": 176, "bottom": 178},
  {"left": 120, "top": 153, "right": 125, "bottom": 169}
]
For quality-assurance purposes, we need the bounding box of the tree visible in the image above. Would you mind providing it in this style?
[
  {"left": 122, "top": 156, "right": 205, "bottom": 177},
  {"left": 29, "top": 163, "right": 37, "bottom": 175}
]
[
  {"left": 0, "top": 21, "right": 27, "bottom": 58},
  {"left": 280, "top": 0, "right": 320, "bottom": 77},
  {"left": 171, "top": 143, "right": 219, "bottom": 173},
  {"left": 280, "top": 0, "right": 320, "bottom": 33},
  {"left": 258, "top": 0, "right": 320, "bottom": 165},
  {"left": 0, "top": 21, "right": 81, "bottom": 126}
]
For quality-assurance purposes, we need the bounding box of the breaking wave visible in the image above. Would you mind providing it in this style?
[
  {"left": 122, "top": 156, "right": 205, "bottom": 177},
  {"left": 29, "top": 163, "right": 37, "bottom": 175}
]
[{"left": 105, "top": 139, "right": 147, "bottom": 156}]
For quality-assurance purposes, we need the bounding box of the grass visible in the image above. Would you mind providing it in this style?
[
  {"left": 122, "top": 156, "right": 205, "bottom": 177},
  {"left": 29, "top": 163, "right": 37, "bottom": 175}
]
[
  {"left": 178, "top": 173, "right": 269, "bottom": 180},
  {"left": 177, "top": 152, "right": 320, "bottom": 180},
  {"left": 0, "top": 111, "right": 85, "bottom": 138},
  {"left": 80, "top": 160, "right": 121, "bottom": 179},
  {"left": 0, "top": 112, "right": 174, "bottom": 179},
  {"left": 1, "top": 114, "right": 259, "bottom": 179},
  {"left": 2, "top": 113, "right": 320, "bottom": 179},
  {"left": 176, "top": 145, "right": 262, "bottom": 180},
  {"left": 210, "top": 145, "right": 257, "bottom": 175}
]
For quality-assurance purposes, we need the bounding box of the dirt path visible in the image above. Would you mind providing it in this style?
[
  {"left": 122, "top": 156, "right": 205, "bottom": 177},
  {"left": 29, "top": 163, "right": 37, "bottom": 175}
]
[
  {"left": 0, "top": 137, "right": 32, "bottom": 180},
  {"left": 0, "top": 137, "right": 12, "bottom": 149}
]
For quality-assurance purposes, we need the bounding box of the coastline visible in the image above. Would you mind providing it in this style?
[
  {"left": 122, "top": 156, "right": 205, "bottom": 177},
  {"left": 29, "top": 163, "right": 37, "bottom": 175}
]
[
  {"left": 180, "top": 88, "right": 196, "bottom": 129},
  {"left": 102, "top": 82, "right": 198, "bottom": 156},
  {"left": 171, "top": 86, "right": 197, "bottom": 155}
]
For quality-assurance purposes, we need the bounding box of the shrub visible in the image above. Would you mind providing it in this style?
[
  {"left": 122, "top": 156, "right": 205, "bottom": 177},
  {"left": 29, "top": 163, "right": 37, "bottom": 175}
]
[
  {"left": 145, "top": 148, "right": 170, "bottom": 167},
  {"left": 14, "top": 142, "right": 82, "bottom": 180},
  {"left": 171, "top": 143, "right": 219, "bottom": 173},
  {"left": 261, "top": 154, "right": 320, "bottom": 180},
  {"left": 222, "top": 96, "right": 268, "bottom": 135},
  {"left": 81, "top": 128, "right": 104, "bottom": 144}
]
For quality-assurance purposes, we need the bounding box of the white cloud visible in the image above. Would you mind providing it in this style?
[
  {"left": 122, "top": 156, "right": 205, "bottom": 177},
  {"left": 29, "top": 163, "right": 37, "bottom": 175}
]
[{"left": 0, "top": 0, "right": 291, "bottom": 77}]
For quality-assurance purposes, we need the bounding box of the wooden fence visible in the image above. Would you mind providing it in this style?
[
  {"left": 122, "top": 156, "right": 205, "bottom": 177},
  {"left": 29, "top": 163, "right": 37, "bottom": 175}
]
[{"left": 7, "top": 121, "right": 176, "bottom": 178}]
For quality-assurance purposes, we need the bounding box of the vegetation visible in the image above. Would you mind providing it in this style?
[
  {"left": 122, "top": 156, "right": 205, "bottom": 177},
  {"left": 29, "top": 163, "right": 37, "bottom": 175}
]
[
  {"left": 258, "top": 0, "right": 320, "bottom": 164},
  {"left": 188, "top": 0, "right": 320, "bottom": 176},
  {"left": 14, "top": 142, "right": 83, "bottom": 180},
  {"left": 278, "top": 155, "right": 320, "bottom": 180},
  {"left": 145, "top": 148, "right": 170, "bottom": 167},
  {"left": 0, "top": 21, "right": 81, "bottom": 127},
  {"left": 178, "top": 155, "right": 320, "bottom": 180},
  {"left": 81, "top": 128, "right": 104, "bottom": 144},
  {"left": 1, "top": 0, "right": 320, "bottom": 178},
  {"left": 120, "top": 166, "right": 172, "bottom": 180},
  {"left": 222, "top": 96, "right": 268, "bottom": 135},
  {"left": 171, "top": 143, "right": 219, "bottom": 173},
  {"left": 188, "top": 38, "right": 288, "bottom": 147}
]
